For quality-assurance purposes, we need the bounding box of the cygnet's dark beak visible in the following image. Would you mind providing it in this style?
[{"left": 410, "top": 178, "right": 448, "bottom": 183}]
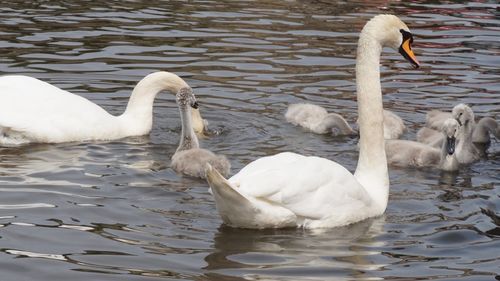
[
  {"left": 191, "top": 101, "right": 199, "bottom": 109},
  {"left": 446, "top": 136, "right": 456, "bottom": 155}
]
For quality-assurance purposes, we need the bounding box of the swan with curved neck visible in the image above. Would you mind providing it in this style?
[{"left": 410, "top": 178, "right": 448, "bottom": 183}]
[
  {"left": 0, "top": 71, "right": 206, "bottom": 145},
  {"left": 205, "top": 15, "right": 419, "bottom": 229},
  {"left": 171, "top": 88, "right": 230, "bottom": 179}
]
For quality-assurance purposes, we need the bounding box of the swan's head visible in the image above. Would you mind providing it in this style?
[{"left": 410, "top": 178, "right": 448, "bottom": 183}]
[
  {"left": 363, "top": 14, "right": 420, "bottom": 68},
  {"left": 451, "top": 103, "right": 474, "bottom": 127},
  {"left": 176, "top": 87, "right": 199, "bottom": 109},
  {"left": 442, "top": 118, "right": 459, "bottom": 155}
]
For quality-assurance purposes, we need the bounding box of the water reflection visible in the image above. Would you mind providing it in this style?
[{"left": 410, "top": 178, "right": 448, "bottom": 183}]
[{"left": 205, "top": 218, "right": 385, "bottom": 280}]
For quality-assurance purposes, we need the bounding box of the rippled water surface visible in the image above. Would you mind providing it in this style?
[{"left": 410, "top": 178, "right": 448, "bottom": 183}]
[{"left": 1, "top": 1, "right": 499, "bottom": 280}]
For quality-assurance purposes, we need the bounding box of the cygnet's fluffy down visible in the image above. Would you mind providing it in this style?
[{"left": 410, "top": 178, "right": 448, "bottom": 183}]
[
  {"left": 285, "top": 103, "right": 406, "bottom": 139},
  {"left": 472, "top": 117, "right": 500, "bottom": 144},
  {"left": 425, "top": 110, "right": 452, "bottom": 130},
  {"left": 172, "top": 149, "right": 230, "bottom": 179},
  {"left": 416, "top": 127, "right": 443, "bottom": 148},
  {"left": 417, "top": 103, "right": 485, "bottom": 164},
  {"left": 386, "top": 118, "right": 459, "bottom": 171},
  {"left": 424, "top": 105, "right": 499, "bottom": 145},
  {"left": 383, "top": 110, "right": 407, "bottom": 139},
  {"left": 285, "top": 103, "right": 356, "bottom": 136}
]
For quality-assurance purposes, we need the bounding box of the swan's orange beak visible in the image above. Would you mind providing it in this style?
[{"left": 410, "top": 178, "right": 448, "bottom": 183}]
[{"left": 399, "top": 38, "right": 420, "bottom": 68}]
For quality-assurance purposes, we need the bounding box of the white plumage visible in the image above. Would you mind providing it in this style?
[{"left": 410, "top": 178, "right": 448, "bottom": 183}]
[
  {"left": 0, "top": 72, "right": 207, "bottom": 145},
  {"left": 206, "top": 15, "right": 420, "bottom": 229}
]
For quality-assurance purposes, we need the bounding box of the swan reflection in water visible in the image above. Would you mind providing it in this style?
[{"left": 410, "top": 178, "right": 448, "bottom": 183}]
[{"left": 204, "top": 217, "right": 386, "bottom": 280}]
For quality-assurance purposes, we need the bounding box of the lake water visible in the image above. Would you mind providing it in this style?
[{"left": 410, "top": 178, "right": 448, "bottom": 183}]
[{"left": 0, "top": 1, "right": 499, "bottom": 280}]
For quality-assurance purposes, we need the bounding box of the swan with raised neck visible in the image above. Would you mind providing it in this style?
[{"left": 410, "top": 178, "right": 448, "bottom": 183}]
[
  {"left": 355, "top": 14, "right": 418, "bottom": 211},
  {"left": 205, "top": 14, "right": 419, "bottom": 229}
]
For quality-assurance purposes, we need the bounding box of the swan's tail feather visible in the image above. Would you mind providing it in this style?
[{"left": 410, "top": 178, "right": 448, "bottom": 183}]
[
  {"left": 205, "top": 163, "right": 261, "bottom": 227},
  {"left": 205, "top": 163, "right": 248, "bottom": 204}
]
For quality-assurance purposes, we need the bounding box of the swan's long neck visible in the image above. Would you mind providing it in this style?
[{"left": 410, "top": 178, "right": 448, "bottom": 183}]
[
  {"left": 176, "top": 104, "right": 199, "bottom": 153},
  {"left": 353, "top": 30, "right": 389, "bottom": 211},
  {"left": 120, "top": 72, "right": 189, "bottom": 135}
]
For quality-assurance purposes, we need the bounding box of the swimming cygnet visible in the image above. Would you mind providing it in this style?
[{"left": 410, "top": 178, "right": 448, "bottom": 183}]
[
  {"left": 285, "top": 103, "right": 356, "bottom": 136},
  {"left": 285, "top": 103, "right": 406, "bottom": 139},
  {"left": 171, "top": 88, "right": 230, "bottom": 179},
  {"left": 424, "top": 103, "right": 499, "bottom": 144},
  {"left": 386, "top": 118, "right": 460, "bottom": 171},
  {"left": 418, "top": 104, "right": 481, "bottom": 164}
]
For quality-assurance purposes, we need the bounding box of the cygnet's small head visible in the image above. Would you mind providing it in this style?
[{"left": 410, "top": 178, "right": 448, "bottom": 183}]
[
  {"left": 451, "top": 103, "right": 474, "bottom": 127},
  {"left": 176, "top": 87, "right": 199, "bottom": 109},
  {"left": 442, "top": 118, "right": 459, "bottom": 155},
  {"left": 362, "top": 14, "right": 420, "bottom": 68}
]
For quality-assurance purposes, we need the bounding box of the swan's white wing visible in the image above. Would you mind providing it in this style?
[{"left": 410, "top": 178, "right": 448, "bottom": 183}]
[
  {"left": 0, "top": 76, "right": 115, "bottom": 142},
  {"left": 229, "top": 152, "right": 372, "bottom": 220}
]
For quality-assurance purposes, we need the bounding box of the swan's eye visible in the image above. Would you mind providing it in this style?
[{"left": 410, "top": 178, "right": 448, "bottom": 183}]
[
  {"left": 400, "top": 29, "right": 413, "bottom": 44},
  {"left": 398, "top": 29, "right": 419, "bottom": 68}
]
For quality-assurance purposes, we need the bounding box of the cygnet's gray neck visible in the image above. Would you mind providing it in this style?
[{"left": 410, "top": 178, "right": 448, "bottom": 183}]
[{"left": 176, "top": 104, "right": 199, "bottom": 152}]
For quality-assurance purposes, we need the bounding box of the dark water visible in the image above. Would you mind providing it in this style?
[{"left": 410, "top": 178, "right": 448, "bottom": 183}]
[{"left": 0, "top": 1, "right": 499, "bottom": 280}]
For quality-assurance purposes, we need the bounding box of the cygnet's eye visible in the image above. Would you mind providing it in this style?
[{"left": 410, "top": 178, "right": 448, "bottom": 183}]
[{"left": 191, "top": 100, "right": 199, "bottom": 109}]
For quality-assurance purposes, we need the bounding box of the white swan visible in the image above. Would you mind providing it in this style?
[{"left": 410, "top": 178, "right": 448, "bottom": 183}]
[
  {"left": 0, "top": 72, "right": 207, "bottom": 145},
  {"left": 386, "top": 118, "right": 459, "bottom": 171},
  {"left": 205, "top": 14, "right": 420, "bottom": 229},
  {"left": 423, "top": 104, "right": 499, "bottom": 145},
  {"left": 285, "top": 103, "right": 406, "bottom": 139},
  {"left": 417, "top": 103, "right": 482, "bottom": 164},
  {"left": 171, "top": 88, "right": 230, "bottom": 179}
]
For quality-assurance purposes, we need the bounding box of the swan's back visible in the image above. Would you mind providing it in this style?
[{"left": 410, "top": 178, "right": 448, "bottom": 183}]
[
  {"left": 0, "top": 75, "right": 119, "bottom": 143},
  {"left": 227, "top": 152, "right": 377, "bottom": 228}
]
